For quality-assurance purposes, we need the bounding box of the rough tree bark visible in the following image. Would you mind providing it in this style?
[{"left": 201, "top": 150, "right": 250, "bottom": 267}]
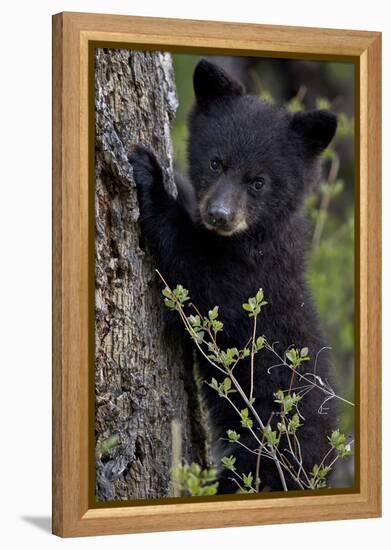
[{"left": 94, "top": 49, "right": 205, "bottom": 501}]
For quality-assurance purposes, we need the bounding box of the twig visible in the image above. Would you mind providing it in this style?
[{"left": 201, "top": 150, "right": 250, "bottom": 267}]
[
  {"left": 312, "top": 155, "right": 340, "bottom": 248},
  {"left": 255, "top": 445, "right": 262, "bottom": 492},
  {"left": 265, "top": 342, "right": 355, "bottom": 407},
  {"left": 250, "top": 314, "right": 257, "bottom": 402}
]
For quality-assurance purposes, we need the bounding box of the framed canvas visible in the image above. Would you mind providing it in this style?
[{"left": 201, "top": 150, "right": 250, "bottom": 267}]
[{"left": 52, "top": 11, "right": 381, "bottom": 537}]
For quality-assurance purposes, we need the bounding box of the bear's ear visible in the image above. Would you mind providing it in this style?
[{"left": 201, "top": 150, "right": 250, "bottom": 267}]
[
  {"left": 193, "top": 59, "right": 245, "bottom": 107},
  {"left": 290, "top": 110, "right": 337, "bottom": 155}
]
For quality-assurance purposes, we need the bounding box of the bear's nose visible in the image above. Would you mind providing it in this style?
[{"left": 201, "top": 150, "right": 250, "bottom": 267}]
[{"left": 207, "top": 205, "right": 231, "bottom": 228}]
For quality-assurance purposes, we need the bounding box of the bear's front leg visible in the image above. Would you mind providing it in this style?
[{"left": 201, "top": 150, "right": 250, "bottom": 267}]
[
  {"left": 129, "top": 144, "right": 193, "bottom": 283},
  {"left": 129, "top": 144, "right": 168, "bottom": 218}
]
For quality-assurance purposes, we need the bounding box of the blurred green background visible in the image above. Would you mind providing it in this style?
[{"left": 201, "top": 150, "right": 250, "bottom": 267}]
[{"left": 171, "top": 54, "right": 355, "bottom": 485}]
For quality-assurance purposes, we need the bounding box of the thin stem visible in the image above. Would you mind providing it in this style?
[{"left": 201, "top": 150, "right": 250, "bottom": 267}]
[
  {"left": 288, "top": 360, "right": 296, "bottom": 393},
  {"left": 232, "top": 336, "right": 252, "bottom": 373},
  {"left": 312, "top": 155, "right": 340, "bottom": 248},
  {"left": 272, "top": 450, "right": 288, "bottom": 491},
  {"left": 281, "top": 419, "right": 308, "bottom": 489},
  {"left": 250, "top": 314, "right": 257, "bottom": 402},
  {"left": 229, "top": 477, "right": 245, "bottom": 492},
  {"left": 323, "top": 440, "right": 355, "bottom": 472},
  {"left": 228, "top": 369, "right": 289, "bottom": 492},
  {"left": 228, "top": 476, "right": 255, "bottom": 494},
  {"left": 265, "top": 343, "right": 355, "bottom": 407},
  {"left": 293, "top": 433, "right": 311, "bottom": 486},
  {"left": 274, "top": 446, "right": 308, "bottom": 490},
  {"left": 255, "top": 445, "right": 262, "bottom": 492},
  {"left": 229, "top": 370, "right": 266, "bottom": 430},
  {"left": 318, "top": 446, "right": 335, "bottom": 470},
  {"left": 223, "top": 438, "right": 258, "bottom": 455},
  {"left": 326, "top": 454, "right": 342, "bottom": 470},
  {"left": 224, "top": 394, "right": 268, "bottom": 451}
]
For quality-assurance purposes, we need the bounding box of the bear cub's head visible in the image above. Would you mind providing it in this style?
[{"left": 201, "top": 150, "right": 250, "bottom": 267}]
[{"left": 187, "top": 59, "right": 337, "bottom": 237}]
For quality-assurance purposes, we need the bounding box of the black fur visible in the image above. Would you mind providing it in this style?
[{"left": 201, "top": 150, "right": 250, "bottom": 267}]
[{"left": 129, "top": 60, "right": 338, "bottom": 493}]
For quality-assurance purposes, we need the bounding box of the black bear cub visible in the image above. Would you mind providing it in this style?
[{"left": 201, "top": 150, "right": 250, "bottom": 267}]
[{"left": 130, "top": 59, "right": 338, "bottom": 493}]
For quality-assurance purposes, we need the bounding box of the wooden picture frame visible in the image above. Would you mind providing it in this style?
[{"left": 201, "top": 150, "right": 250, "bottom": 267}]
[{"left": 52, "top": 11, "right": 381, "bottom": 537}]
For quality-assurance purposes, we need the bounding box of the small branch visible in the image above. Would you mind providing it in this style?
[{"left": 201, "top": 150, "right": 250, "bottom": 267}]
[
  {"left": 265, "top": 342, "right": 354, "bottom": 408},
  {"left": 312, "top": 155, "right": 340, "bottom": 248},
  {"left": 272, "top": 450, "right": 288, "bottom": 491},
  {"left": 250, "top": 314, "right": 257, "bottom": 402},
  {"left": 223, "top": 394, "right": 266, "bottom": 450},
  {"left": 255, "top": 445, "right": 262, "bottom": 492},
  {"left": 222, "top": 438, "right": 258, "bottom": 455}
]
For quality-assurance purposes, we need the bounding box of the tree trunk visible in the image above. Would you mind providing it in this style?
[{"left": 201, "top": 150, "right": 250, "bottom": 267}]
[{"left": 94, "top": 49, "right": 205, "bottom": 501}]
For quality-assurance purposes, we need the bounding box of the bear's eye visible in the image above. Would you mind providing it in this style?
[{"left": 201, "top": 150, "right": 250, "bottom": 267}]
[
  {"left": 209, "top": 158, "right": 222, "bottom": 173},
  {"left": 251, "top": 176, "right": 266, "bottom": 191}
]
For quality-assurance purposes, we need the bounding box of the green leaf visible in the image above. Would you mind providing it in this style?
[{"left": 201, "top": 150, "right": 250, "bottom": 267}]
[
  {"left": 322, "top": 147, "right": 337, "bottom": 160},
  {"left": 171, "top": 462, "right": 218, "bottom": 497},
  {"left": 242, "top": 472, "right": 254, "bottom": 488},
  {"left": 259, "top": 90, "right": 275, "bottom": 104},
  {"left": 212, "top": 320, "right": 223, "bottom": 332},
  {"left": 336, "top": 113, "right": 354, "bottom": 137},
  {"left": 223, "top": 377, "right": 232, "bottom": 391},
  {"left": 202, "top": 484, "right": 218, "bottom": 495},
  {"left": 162, "top": 287, "right": 172, "bottom": 298},
  {"left": 264, "top": 427, "right": 278, "bottom": 446},
  {"left": 227, "top": 429, "right": 240, "bottom": 442},
  {"left": 288, "top": 413, "right": 302, "bottom": 433},
  {"left": 173, "top": 284, "right": 190, "bottom": 304},
  {"left": 209, "top": 378, "right": 219, "bottom": 390},
  {"left": 192, "top": 330, "right": 205, "bottom": 344},
  {"left": 328, "top": 429, "right": 353, "bottom": 458},
  {"left": 202, "top": 468, "right": 218, "bottom": 481},
  {"left": 240, "top": 408, "right": 253, "bottom": 429},
  {"left": 274, "top": 391, "right": 301, "bottom": 414},
  {"left": 285, "top": 347, "right": 309, "bottom": 368},
  {"left": 187, "top": 476, "right": 200, "bottom": 494},
  {"left": 189, "top": 314, "right": 201, "bottom": 327},
  {"left": 242, "top": 348, "right": 250, "bottom": 358},
  {"left": 300, "top": 347, "right": 309, "bottom": 358},
  {"left": 329, "top": 429, "right": 345, "bottom": 448},
  {"left": 309, "top": 463, "right": 331, "bottom": 489},
  {"left": 208, "top": 306, "right": 219, "bottom": 320},
  {"left": 316, "top": 97, "right": 331, "bottom": 110},
  {"left": 256, "top": 336, "right": 265, "bottom": 351},
  {"left": 286, "top": 96, "right": 305, "bottom": 113},
  {"left": 285, "top": 349, "right": 298, "bottom": 364},
  {"left": 274, "top": 389, "right": 284, "bottom": 402},
  {"left": 222, "top": 455, "right": 236, "bottom": 471}
]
